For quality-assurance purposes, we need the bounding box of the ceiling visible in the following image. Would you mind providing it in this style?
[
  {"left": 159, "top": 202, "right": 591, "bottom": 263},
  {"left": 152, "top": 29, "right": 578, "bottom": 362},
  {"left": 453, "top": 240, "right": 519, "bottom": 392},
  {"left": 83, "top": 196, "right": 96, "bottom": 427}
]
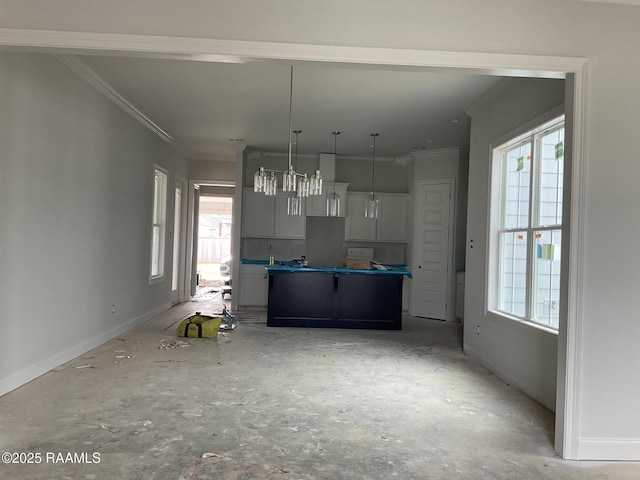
[{"left": 78, "top": 55, "right": 503, "bottom": 160}]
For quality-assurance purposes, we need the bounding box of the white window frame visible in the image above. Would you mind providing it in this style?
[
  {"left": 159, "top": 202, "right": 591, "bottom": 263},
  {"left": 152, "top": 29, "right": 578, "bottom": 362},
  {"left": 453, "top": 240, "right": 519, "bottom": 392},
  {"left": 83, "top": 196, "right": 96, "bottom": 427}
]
[
  {"left": 488, "top": 114, "right": 565, "bottom": 332},
  {"left": 150, "top": 165, "right": 168, "bottom": 283}
]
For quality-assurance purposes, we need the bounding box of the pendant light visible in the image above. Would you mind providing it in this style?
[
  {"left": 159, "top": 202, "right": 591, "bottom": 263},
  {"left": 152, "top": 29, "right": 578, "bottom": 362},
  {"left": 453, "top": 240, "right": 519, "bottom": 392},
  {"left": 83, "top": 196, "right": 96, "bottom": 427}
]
[
  {"left": 288, "top": 130, "right": 304, "bottom": 216},
  {"left": 252, "top": 65, "right": 322, "bottom": 202},
  {"left": 254, "top": 166, "right": 267, "bottom": 193},
  {"left": 327, "top": 131, "right": 342, "bottom": 217},
  {"left": 365, "top": 133, "right": 379, "bottom": 219},
  {"left": 265, "top": 171, "right": 277, "bottom": 196},
  {"left": 282, "top": 67, "right": 297, "bottom": 193}
]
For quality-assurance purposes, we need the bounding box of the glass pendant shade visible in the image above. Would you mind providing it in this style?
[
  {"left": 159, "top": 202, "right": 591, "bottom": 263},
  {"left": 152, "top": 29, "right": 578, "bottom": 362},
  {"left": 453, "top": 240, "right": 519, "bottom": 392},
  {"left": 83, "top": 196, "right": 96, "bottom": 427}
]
[
  {"left": 310, "top": 170, "right": 323, "bottom": 196},
  {"left": 253, "top": 166, "right": 267, "bottom": 193},
  {"left": 327, "top": 191, "right": 341, "bottom": 217},
  {"left": 298, "top": 173, "right": 310, "bottom": 198},
  {"left": 365, "top": 192, "right": 379, "bottom": 219},
  {"left": 265, "top": 172, "right": 277, "bottom": 196},
  {"left": 282, "top": 168, "right": 297, "bottom": 192},
  {"left": 287, "top": 192, "right": 303, "bottom": 216},
  {"left": 365, "top": 133, "right": 379, "bottom": 218}
]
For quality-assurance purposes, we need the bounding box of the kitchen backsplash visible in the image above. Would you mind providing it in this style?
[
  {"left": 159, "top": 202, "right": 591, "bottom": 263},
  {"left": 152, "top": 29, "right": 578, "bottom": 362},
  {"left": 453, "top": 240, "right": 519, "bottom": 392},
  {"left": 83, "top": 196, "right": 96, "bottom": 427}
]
[{"left": 242, "top": 217, "right": 406, "bottom": 267}]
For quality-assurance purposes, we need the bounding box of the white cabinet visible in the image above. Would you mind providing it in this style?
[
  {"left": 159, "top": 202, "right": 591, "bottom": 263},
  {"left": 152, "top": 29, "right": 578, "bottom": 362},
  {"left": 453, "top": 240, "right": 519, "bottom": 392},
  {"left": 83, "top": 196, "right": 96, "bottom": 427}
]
[
  {"left": 376, "top": 193, "right": 409, "bottom": 242},
  {"left": 274, "top": 193, "right": 306, "bottom": 238},
  {"left": 242, "top": 189, "right": 275, "bottom": 237},
  {"left": 345, "top": 192, "right": 408, "bottom": 242},
  {"left": 238, "top": 264, "right": 268, "bottom": 307},
  {"left": 306, "top": 182, "right": 349, "bottom": 217},
  {"left": 242, "top": 189, "right": 306, "bottom": 239},
  {"left": 344, "top": 193, "right": 377, "bottom": 240}
]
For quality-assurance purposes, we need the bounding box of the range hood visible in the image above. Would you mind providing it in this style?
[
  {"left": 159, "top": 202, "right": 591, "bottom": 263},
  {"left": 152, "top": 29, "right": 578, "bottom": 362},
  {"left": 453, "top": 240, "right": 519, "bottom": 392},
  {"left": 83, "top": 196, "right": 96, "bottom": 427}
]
[{"left": 318, "top": 153, "right": 336, "bottom": 182}]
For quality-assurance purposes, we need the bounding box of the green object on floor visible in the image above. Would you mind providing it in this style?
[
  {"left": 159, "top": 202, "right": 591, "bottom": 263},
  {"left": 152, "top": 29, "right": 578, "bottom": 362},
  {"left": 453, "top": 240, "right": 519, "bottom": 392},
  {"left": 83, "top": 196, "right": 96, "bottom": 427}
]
[{"left": 177, "top": 314, "right": 222, "bottom": 338}]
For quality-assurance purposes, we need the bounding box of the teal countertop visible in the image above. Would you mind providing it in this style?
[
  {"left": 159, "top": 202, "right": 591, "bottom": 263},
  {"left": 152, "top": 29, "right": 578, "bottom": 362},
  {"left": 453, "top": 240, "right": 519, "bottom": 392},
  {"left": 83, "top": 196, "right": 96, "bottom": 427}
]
[
  {"left": 263, "top": 264, "right": 412, "bottom": 278},
  {"left": 242, "top": 258, "right": 412, "bottom": 278}
]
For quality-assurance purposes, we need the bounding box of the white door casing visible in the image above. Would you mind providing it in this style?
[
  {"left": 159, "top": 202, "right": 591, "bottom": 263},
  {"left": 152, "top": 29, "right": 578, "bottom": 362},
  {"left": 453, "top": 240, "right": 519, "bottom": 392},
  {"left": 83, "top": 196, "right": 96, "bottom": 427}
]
[
  {"left": 410, "top": 180, "right": 454, "bottom": 321},
  {"left": 0, "top": 30, "right": 588, "bottom": 458},
  {"left": 171, "top": 176, "right": 187, "bottom": 304}
]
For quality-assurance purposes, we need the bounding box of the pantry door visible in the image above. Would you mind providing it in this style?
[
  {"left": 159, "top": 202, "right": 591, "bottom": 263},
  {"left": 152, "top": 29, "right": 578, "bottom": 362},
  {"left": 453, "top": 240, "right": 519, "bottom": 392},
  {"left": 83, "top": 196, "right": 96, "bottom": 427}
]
[{"left": 410, "top": 180, "right": 454, "bottom": 320}]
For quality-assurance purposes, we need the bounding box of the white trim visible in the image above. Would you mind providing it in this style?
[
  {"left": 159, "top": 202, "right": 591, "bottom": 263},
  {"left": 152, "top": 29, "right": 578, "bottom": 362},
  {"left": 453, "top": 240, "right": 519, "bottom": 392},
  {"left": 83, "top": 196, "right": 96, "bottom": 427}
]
[
  {"left": 558, "top": 66, "right": 589, "bottom": 460},
  {"left": 0, "top": 28, "right": 590, "bottom": 459},
  {"left": 578, "top": 438, "right": 640, "bottom": 461},
  {"left": 410, "top": 147, "right": 460, "bottom": 160},
  {"left": 55, "top": 55, "right": 175, "bottom": 145},
  {"left": 578, "top": 0, "right": 640, "bottom": 5},
  {"left": 171, "top": 174, "right": 188, "bottom": 304},
  {"left": 0, "top": 302, "right": 171, "bottom": 398},
  {"left": 185, "top": 178, "right": 237, "bottom": 304},
  {"left": 465, "top": 78, "right": 522, "bottom": 118},
  {"left": 1, "top": 28, "right": 583, "bottom": 77},
  {"left": 465, "top": 341, "right": 556, "bottom": 411}
]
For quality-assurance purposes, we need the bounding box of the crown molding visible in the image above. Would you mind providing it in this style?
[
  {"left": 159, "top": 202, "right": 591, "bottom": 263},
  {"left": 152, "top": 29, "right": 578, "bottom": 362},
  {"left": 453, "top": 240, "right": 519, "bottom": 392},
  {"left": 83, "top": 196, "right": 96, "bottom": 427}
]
[
  {"left": 410, "top": 147, "right": 460, "bottom": 161},
  {"left": 55, "top": 54, "right": 175, "bottom": 146},
  {"left": 465, "top": 78, "right": 522, "bottom": 118}
]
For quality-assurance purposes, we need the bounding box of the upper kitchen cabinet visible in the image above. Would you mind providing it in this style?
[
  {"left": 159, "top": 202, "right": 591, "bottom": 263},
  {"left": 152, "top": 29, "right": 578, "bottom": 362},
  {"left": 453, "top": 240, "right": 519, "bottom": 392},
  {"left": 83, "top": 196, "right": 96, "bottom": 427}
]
[
  {"left": 306, "top": 182, "right": 349, "bottom": 217},
  {"left": 274, "top": 193, "right": 306, "bottom": 238},
  {"left": 345, "top": 192, "right": 409, "bottom": 242},
  {"left": 242, "top": 189, "right": 306, "bottom": 239}
]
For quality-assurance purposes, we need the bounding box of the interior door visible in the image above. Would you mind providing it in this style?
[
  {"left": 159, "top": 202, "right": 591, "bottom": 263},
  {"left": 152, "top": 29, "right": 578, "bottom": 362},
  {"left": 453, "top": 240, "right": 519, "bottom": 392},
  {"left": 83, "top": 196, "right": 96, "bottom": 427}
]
[
  {"left": 410, "top": 181, "right": 453, "bottom": 320},
  {"left": 171, "top": 177, "right": 185, "bottom": 304}
]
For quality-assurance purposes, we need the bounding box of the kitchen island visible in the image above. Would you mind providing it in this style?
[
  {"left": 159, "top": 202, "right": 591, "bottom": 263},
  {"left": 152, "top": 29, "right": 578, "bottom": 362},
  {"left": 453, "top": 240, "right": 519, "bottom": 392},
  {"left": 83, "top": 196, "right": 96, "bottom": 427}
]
[{"left": 266, "top": 265, "right": 411, "bottom": 330}]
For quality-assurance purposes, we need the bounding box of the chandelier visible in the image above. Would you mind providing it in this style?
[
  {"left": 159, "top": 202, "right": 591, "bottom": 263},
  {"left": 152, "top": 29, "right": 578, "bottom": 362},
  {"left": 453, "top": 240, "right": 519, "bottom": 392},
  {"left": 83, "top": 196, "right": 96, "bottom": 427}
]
[{"left": 252, "top": 66, "right": 323, "bottom": 215}]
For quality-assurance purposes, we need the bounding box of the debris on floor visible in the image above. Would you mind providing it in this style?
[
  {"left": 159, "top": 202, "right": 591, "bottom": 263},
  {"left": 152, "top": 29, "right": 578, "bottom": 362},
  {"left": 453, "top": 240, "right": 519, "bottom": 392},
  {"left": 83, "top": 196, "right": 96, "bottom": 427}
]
[
  {"left": 159, "top": 339, "right": 191, "bottom": 350},
  {"left": 100, "top": 420, "right": 153, "bottom": 435},
  {"left": 75, "top": 364, "right": 92, "bottom": 369},
  {"left": 201, "top": 452, "right": 223, "bottom": 459},
  {"left": 218, "top": 306, "right": 237, "bottom": 331}
]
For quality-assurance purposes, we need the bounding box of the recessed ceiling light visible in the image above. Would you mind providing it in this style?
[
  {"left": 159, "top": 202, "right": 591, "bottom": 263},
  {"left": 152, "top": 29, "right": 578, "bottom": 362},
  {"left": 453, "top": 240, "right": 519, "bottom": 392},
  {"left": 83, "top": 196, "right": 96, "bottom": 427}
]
[{"left": 448, "top": 118, "right": 460, "bottom": 124}]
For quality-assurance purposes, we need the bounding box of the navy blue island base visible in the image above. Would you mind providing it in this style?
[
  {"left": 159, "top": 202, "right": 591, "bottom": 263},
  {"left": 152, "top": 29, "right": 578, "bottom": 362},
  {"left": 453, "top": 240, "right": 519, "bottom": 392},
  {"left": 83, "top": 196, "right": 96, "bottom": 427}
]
[{"left": 265, "top": 265, "right": 409, "bottom": 330}]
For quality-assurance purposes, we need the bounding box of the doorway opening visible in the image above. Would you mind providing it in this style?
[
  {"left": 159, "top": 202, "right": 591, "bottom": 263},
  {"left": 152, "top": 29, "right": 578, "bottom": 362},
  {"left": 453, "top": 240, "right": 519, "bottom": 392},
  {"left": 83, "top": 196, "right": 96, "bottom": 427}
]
[
  {"left": 196, "top": 195, "right": 233, "bottom": 299},
  {"left": 186, "top": 181, "right": 236, "bottom": 308}
]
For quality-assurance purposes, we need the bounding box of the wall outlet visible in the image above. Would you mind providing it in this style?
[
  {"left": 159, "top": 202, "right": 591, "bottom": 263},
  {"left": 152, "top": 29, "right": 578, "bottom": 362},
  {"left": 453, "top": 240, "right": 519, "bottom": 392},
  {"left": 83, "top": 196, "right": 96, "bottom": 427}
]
[
  {"left": 477, "top": 324, "right": 480, "bottom": 335},
  {"left": 112, "top": 304, "right": 116, "bottom": 314}
]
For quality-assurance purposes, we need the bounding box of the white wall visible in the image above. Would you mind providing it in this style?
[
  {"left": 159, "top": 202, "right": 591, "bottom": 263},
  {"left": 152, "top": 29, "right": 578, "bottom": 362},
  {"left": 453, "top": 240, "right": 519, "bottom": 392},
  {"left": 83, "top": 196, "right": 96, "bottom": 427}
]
[
  {"left": 464, "top": 78, "right": 565, "bottom": 412},
  {"left": 0, "top": 52, "right": 187, "bottom": 395},
  {"left": 189, "top": 158, "right": 235, "bottom": 182},
  {"left": 3, "top": 0, "right": 640, "bottom": 460}
]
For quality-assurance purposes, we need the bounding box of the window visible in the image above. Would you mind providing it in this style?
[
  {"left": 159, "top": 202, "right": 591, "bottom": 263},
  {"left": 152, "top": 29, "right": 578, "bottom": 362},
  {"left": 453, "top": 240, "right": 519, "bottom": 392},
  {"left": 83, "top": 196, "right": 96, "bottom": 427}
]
[
  {"left": 150, "top": 166, "right": 168, "bottom": 282},
  {"left": 489, "top": 115, "right": 564, "bottom": 330}
]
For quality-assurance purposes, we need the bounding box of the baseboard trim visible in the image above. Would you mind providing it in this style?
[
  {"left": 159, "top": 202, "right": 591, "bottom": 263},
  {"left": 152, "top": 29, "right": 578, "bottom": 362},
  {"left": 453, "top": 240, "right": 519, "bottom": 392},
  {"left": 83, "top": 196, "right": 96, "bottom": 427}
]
[
  {"left": 578, "top": 437, "right": 640, "bottom": 461},
  {"left": 0, "top": 302, "right": 171, "bottom": 398},
  {"left": 463, "top": 344, "right": 555, "bottom": 412}
]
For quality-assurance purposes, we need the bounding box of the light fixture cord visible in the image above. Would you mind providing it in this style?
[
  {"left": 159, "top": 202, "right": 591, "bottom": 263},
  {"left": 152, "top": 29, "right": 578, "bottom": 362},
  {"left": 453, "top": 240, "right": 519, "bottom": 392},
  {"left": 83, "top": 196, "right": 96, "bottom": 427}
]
[
  {"left": 333, "top": 131, "right": 340, "bottom": 194},
  {"left": 287, "top": 66, "right": 294, "bottom": 171},
  {"left": 371, "top": 133, "right": 378, "bottom": 194},
  {"left": 294, "top": 130, "right": 299, "bottom": 169}
]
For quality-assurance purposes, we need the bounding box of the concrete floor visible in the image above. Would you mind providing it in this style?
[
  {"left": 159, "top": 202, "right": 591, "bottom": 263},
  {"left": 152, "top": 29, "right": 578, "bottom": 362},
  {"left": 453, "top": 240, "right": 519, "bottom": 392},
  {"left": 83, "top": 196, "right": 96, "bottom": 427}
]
[{"left": 1, "top": 296, "right": 638, "bottom": 480}]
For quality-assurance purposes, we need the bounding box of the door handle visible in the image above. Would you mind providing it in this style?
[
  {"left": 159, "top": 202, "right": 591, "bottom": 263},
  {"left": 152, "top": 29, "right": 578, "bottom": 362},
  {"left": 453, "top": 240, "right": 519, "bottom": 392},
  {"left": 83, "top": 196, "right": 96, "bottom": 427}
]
[{"left": 333, "top": 275, "right": 339, "bottom": 293}]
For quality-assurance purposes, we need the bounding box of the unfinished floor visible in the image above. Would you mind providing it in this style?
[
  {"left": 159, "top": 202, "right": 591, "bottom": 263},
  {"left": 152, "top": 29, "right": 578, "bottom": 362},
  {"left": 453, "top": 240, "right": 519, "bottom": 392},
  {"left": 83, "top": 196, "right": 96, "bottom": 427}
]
[{"left": 1, "top": 296, "right": 638, "bottom": 480}]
